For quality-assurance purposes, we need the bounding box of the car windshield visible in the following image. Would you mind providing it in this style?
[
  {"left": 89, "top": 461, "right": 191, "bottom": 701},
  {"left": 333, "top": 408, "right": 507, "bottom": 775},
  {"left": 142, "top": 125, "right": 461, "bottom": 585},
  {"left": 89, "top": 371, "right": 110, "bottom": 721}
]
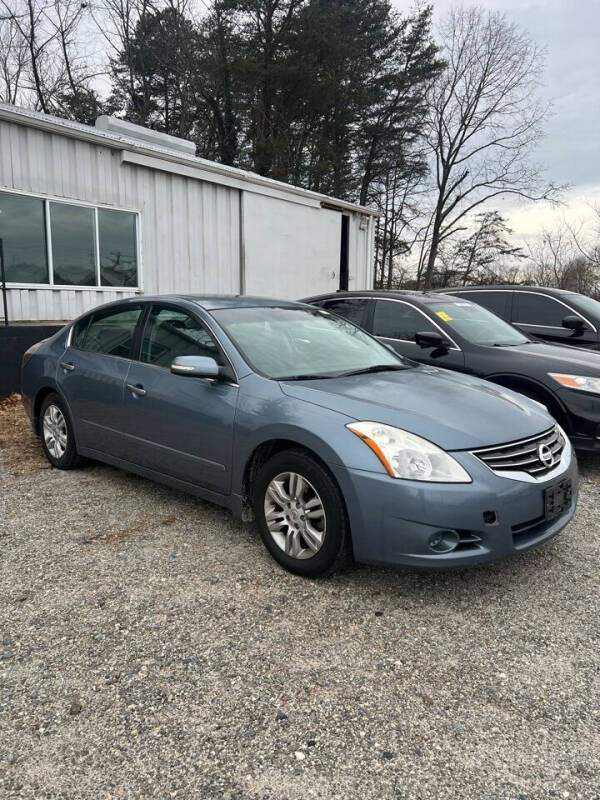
[
  {"left": 211, "top": 306, "right": 409, "bottom": 380},
  {"left": 428, "top": 300, "right": 529, "bottom": 346}
]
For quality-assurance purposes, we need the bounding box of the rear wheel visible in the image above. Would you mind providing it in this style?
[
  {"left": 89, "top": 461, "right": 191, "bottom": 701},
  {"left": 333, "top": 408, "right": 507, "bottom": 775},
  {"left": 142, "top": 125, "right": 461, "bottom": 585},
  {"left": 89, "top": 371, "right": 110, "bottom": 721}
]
[
  {"left": 253, "top": 450, "right": 351, "bottom": 577},
  {"left": 39, "top": 393, "right": 84, "bottom": 470}
]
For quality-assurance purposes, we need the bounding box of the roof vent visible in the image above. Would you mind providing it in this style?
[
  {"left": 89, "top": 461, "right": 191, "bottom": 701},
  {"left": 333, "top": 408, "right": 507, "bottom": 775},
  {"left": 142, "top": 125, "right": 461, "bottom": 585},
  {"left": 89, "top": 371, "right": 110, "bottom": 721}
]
[{"left": 95, "top": 115, "right": 196, "bottom": 157}]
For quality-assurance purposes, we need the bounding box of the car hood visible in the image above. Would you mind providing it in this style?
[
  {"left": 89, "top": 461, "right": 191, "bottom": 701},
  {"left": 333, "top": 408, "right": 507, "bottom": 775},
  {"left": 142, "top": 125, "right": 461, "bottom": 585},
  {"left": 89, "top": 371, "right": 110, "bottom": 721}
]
[
  {"left": 508, "top": 342, "right": 600, "bottom": 373},
  {"left": 279, "top": 366, "right": 553, "bottom": 451}
]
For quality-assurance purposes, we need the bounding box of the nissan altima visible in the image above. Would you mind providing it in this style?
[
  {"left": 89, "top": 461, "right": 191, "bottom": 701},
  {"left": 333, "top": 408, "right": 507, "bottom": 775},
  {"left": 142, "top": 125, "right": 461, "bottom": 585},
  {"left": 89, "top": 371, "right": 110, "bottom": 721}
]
[{"left": 21, "top": 296, "right": 578, "bottom": 577}]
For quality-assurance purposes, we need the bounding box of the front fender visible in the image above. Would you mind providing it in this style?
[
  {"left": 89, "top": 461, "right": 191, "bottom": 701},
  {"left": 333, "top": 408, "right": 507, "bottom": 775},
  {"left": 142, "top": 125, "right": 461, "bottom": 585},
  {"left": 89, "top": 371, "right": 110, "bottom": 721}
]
[{"left": 230, "top": 390, "right": 389, "bottom": 495}]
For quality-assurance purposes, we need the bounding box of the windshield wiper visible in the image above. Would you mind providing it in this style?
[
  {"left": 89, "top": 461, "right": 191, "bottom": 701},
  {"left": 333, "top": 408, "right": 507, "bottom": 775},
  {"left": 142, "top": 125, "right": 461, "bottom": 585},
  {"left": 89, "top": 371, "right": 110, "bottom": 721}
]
[
  {"left": 338, "top": 364, "right": 407, "bottom": 377},
  {"left": 279, "top": 372, "right": 339, "bottom": 381}
]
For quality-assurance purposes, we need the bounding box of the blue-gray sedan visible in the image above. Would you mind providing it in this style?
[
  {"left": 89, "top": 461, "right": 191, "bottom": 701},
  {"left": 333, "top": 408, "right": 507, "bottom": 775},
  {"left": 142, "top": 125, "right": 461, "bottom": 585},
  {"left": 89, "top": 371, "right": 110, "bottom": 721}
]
[{"left": 21, "top": 295, "right": 578, "bottom": 577}]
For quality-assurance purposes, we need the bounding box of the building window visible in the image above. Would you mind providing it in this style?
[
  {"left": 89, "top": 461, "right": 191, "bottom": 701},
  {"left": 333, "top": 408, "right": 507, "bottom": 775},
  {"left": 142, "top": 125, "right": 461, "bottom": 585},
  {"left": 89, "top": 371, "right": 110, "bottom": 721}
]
[
  {"left": 0, "top": 189, "right": 139, "bottom": 288},
  {"left": 51, "top": 202, "right": 97, "bottom": 286},
  {"left": 99, "top": 209, "right": 138, "bottom": 287},
  {"left": 0, "top": 191, "right": 49, "bottom": 283}
]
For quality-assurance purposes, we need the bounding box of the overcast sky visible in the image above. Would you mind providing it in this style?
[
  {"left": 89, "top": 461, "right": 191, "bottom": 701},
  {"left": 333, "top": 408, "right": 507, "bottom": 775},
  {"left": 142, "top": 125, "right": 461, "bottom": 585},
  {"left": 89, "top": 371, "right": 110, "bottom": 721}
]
[{"left": 395, "top": 0, "right": 600, "bottom": 239}]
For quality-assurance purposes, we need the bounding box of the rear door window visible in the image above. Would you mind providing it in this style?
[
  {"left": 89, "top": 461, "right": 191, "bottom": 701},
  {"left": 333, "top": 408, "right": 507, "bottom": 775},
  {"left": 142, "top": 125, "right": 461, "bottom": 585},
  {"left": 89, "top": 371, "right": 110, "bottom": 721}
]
[
  {"left": 373, "top": 300, "right": 437, "bottom": 341},
  {"left": 321, "top": 298, "right": 369, "bottom": 327},
  {"left": 72, "top": 305, "right": 142, "bottom": 358},
  {"left": 457, "top": 291, "right": 511, "bottom": 320}
]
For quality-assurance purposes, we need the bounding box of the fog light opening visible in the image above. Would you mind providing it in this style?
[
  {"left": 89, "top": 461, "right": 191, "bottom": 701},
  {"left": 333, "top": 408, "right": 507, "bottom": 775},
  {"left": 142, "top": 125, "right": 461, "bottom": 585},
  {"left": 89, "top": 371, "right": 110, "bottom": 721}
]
[{"left": 428, "top": 530, "right": 460, "bottom": 553}]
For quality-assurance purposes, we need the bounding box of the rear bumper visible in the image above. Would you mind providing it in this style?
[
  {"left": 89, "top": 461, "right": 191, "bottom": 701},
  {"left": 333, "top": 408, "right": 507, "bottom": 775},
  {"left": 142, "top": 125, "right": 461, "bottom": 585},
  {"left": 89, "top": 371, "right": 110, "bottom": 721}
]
[{"left": 333, "top": 443, "right": 578, "bottom": 570}]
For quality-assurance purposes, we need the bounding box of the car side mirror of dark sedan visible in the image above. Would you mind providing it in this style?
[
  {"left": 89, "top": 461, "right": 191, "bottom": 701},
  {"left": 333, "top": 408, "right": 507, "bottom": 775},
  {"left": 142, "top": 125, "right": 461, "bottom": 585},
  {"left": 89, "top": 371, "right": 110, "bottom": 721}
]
[
  {"left": 171, "top": 355, "right": 220, "bottom": 379},
  {"left": 562, "top": 315, "right": 586, "bottom": 331},
  {"left": 415, "top": 331, "right": 449, "bottom": 350}
]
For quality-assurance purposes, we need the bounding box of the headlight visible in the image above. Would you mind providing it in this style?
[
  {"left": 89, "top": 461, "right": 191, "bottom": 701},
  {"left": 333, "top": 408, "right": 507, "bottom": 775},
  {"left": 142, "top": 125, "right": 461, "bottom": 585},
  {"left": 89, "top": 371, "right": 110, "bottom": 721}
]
[
  {"left": 346, "top": 422, "right": 472, "bottom": 483},
  {"left": 548, "top": 373, "right": 600, "bottom": 395}
]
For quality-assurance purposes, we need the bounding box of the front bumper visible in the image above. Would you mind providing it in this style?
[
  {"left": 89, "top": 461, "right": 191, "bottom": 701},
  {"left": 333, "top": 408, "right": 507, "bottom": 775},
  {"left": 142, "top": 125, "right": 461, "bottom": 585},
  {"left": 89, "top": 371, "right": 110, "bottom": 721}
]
[
  {"left": 333, "top": 442, "right": 578, "bottom": 570},
  {"left": 557, "top": 387, "right": 600, "bottom": 451}
]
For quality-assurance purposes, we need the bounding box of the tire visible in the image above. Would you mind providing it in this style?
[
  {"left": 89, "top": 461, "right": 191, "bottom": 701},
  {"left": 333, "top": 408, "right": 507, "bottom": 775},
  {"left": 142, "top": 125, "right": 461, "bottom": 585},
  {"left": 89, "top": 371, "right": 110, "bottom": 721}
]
[
  {"left": 39, "top": 392, "right": 85, "bottom": 470},
  {"left": 253, "top": 449, "right": 352, "bottom": 577}
]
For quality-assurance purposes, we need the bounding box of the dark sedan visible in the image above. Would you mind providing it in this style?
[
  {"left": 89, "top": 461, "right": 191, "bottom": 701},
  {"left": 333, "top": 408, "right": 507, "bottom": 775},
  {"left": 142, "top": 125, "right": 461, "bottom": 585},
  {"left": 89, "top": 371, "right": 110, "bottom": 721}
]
[{"left": 304, "top": 290, "right": 600, "bottom": 452}]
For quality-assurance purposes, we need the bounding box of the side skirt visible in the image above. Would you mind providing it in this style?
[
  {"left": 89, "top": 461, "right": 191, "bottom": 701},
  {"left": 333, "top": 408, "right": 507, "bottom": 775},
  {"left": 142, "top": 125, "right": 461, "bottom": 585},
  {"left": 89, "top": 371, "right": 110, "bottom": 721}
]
[{"left": 79, "top": 446, "right": 245, "bottom": 518}]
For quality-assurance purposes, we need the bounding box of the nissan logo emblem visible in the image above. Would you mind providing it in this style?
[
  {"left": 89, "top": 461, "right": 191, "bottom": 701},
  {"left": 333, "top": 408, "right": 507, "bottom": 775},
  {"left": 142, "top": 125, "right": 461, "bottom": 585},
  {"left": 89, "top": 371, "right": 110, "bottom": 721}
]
[{"left": 538, "top": 443, "right": 555, "bottom": 468}]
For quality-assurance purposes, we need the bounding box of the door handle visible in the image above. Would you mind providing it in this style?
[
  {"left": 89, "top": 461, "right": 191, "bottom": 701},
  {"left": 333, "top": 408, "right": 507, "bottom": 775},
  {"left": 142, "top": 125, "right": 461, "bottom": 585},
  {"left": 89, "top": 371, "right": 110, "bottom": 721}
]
[
  {"left": 60, "top": 361, "right": 75, "bottom": 372},
  {"left": 126, "top": 382, "right": 147, "bottom": 397}
]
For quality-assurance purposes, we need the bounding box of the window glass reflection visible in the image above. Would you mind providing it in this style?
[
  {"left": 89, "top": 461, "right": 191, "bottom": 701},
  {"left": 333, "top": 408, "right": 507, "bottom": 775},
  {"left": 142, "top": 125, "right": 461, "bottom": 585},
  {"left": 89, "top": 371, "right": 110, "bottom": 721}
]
[
  {"left": 0, "top": 191, "right": 48, "bottom": 283},
  {"left": 51, "top": 203, "right": 96, "bottom": 286},
  {"left": 99, "top": 209, "right": 138, "bottom": 287}
]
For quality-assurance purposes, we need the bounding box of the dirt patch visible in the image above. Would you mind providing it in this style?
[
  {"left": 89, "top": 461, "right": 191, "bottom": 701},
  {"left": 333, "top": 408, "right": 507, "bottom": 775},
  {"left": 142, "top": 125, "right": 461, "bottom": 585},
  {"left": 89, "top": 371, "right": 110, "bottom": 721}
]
[
  {"left": 0, "top": 394, "right": 48, "bottom": 477},
  {"left": 78, "top": 512, "right": 180, "bottom": 545}
]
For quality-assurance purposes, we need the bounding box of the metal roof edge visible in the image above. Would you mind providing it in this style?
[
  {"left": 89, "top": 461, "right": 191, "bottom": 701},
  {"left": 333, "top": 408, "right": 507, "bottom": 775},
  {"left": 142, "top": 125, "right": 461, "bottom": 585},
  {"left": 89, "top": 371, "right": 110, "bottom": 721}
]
[{"left": 0, "top": 102, "right": 380, "bottom": 217}]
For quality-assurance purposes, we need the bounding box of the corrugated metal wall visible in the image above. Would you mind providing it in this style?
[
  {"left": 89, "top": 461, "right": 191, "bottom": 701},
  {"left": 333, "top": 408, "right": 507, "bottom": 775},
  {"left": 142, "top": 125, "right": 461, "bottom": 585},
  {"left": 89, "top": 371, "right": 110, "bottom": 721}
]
[{"left": 0, "top": 119, "right": 241, "bottom": 321}]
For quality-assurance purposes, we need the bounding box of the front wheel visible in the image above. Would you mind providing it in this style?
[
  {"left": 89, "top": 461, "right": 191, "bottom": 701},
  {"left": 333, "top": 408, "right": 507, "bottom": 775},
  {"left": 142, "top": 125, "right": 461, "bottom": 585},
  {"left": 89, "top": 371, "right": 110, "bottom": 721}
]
[
  {"left": 39, "top": 393, "right": 85, "bottom": 470},
  {"left": 253, "top": 450, "right": 351, "bottom": 577}
]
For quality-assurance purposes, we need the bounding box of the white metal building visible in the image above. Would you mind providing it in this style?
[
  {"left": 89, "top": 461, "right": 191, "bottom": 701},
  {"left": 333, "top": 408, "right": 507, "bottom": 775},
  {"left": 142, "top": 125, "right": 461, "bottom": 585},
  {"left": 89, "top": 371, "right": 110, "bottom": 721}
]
[{"left": 0, "top": 103, "right": 377, "bottom": 324}]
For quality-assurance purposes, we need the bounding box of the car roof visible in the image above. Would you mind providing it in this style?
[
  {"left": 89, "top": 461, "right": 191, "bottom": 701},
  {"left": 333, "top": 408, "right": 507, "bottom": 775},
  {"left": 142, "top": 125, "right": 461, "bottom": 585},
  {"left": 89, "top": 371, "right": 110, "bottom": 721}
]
[
  {"left": 437, "top": 285, "right": 578, "bottom": 296},
  {"left": 175, "top": 294, "right": 309, "bottom": 310},
  {"left": 115, "top": 294, "right": 309, "bottom": 311},
  {"left": 304, "top": 290, "right": 463, "bottom": 306}
]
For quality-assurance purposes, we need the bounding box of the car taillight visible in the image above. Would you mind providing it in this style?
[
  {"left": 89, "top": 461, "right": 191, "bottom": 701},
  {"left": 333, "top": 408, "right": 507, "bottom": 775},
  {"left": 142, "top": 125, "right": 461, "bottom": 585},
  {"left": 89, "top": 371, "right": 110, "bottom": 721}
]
[{"left": 22, "top": 340, "right": 45, "bottom": 367}]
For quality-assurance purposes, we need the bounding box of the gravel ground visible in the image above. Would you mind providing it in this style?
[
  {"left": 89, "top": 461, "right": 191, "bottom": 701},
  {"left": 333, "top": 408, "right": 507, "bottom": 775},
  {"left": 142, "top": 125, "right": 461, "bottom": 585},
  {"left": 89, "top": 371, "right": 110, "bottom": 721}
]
[{"left": 1, "top": 394, "right": 600, "bottom": 800}]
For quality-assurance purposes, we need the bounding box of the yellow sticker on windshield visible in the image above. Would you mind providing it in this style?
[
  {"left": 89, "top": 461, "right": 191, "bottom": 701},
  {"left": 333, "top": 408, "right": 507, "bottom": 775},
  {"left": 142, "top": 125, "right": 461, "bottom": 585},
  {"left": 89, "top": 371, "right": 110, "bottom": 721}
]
[{"left": 436, "top": 311, "right": 453, "bottom": 321}]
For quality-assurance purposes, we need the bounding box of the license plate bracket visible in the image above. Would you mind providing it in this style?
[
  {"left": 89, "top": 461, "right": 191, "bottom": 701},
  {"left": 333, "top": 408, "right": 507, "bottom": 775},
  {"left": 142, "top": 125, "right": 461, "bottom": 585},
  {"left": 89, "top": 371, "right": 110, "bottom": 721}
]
[{"left": 544, "top": 479, "right": 572, "bottom": 520}]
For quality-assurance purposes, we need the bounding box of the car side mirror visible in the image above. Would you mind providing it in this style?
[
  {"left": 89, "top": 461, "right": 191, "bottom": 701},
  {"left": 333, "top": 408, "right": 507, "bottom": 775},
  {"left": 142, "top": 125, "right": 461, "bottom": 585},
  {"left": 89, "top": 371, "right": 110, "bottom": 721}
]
[
  {"left": 562, "top": 315, "right": 585, "bottom": 331},
  {"left": 415, "top": 331, "right": 449, "bottom": 350},
  {"left": 171, "top": 355, "right": 220, "bottom": 379}
]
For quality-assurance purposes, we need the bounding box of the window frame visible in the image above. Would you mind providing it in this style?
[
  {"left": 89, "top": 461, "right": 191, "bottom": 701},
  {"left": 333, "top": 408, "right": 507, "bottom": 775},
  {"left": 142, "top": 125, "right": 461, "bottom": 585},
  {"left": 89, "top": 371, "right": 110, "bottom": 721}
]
[{"left": 0, "top": 186, "right": 142, "bottom": 292}]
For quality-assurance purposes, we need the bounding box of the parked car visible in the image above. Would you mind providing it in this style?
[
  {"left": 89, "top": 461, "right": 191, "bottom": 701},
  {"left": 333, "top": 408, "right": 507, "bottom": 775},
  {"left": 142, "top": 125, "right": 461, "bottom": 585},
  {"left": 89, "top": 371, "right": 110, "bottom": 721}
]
[
  {"left": 435, "top": 285, "right": 600, "bottom": 351},
  {"left": 303, "top": 290, "right": 600, "bottom": 452},
  {"left": 22, "top": 295, "right": 577, "bottom": 576}
]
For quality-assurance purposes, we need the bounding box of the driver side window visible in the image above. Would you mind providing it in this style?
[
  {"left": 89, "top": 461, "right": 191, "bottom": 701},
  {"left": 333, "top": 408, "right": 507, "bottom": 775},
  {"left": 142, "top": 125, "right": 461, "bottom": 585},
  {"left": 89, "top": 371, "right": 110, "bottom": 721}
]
[
  {"left": 140, "top": 306, "right": 223, "bottom": 368},
  {"left": 373, "top": 300, "right": 437, "bottom": 341}
]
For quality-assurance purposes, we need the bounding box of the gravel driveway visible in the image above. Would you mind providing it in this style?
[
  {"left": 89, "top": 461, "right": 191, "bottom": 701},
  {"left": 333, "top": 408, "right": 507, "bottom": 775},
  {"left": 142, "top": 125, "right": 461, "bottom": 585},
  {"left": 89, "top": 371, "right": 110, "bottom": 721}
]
[{"left": 1, "top": 394, "right": 599, "bottom": 800}]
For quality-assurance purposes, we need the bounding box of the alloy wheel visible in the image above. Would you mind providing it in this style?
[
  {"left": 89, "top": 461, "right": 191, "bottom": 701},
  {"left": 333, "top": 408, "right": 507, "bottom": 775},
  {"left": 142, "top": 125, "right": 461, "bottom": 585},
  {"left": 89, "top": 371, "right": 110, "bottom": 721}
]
[
  {"left": 43, "top": 404, "right": 68, "bottom": 459},
  {"left": 264, "top": 471, "right": 326, "bottom": 559}
]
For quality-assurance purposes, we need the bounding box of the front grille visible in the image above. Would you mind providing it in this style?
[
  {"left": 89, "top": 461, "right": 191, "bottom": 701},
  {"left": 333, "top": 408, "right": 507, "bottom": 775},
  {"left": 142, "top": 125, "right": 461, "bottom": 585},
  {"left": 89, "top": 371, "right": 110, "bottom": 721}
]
[{"left": 472, "top": 426, "right": 565, "bottom": 478}]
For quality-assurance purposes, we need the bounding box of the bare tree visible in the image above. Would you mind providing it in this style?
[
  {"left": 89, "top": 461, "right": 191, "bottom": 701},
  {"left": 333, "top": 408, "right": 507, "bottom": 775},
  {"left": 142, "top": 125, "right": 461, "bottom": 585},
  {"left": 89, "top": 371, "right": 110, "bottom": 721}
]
[
  {"left": 433, "top": 210, "right": 525, "bottom": 287},
  {"left": 523, "top": 219, "right": 600, "bottom": 297},
  {"left": 420, "top": 7, "right": 559, "bottom": 290},
  {"left": 566, "top": 204, "right": 600, "bottom": 273},
  {"left": 0, "top": 0, "right": 100, "bottom": 115},
  {"left": 0, "top": 14, "right": 28, "bottom": 102},
  {"left": 373, "top": 156, "right": 428, "bottom": 289}
]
